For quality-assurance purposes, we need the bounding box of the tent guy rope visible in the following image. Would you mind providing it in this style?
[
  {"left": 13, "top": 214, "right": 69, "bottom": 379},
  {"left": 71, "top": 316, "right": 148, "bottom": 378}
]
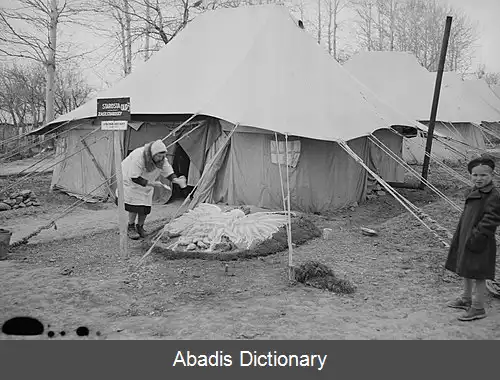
[
  {"left": 161, "top": 114, "right": 200, "bottom": 143},
  {"left": 0, "top": 118, "right": 81, "bottom": 161},
  {"left": 391, "top": 129, "right": 473, "bottom": 186},
  {"left": 0, "top": 118, "right": 75, "bottom": 148},
  {"left": 1, "top": 128, "right": 104, "bottom": 196},
  {"left": 368, "top": 134, "right": 462, "bottom": 212},
  {"left": 338, "top": 140, "right": 452, "bottom": 248}
]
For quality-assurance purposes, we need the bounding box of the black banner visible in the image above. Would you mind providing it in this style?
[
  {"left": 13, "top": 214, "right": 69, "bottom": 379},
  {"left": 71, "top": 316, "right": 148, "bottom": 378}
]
[{"left": 97, "top": 97, "right": 131, "bottom": 121}]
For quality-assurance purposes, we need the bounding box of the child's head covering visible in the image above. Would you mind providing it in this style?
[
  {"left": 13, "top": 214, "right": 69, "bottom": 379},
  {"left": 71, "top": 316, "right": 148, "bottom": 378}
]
[
  {"left": 151, "top": 140, "right": 167, "bottom": 156},
  {"left": 467, "top": 156, "right": 495, "bottom": 173}
]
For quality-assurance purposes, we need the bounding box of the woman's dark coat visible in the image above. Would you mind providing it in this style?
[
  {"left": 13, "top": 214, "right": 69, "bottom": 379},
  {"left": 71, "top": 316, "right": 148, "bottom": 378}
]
[{"left": 445, "top": 183, "right": 500, "bottom": 280}]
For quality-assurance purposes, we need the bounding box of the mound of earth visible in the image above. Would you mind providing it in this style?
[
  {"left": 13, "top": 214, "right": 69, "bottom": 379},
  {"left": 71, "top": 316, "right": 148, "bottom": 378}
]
[{"left": 153, "top": 216, "right": 321, "bottom": 261}]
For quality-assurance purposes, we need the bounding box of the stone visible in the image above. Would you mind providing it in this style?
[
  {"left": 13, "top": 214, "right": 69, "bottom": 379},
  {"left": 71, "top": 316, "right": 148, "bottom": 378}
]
[
  {"left": 322, "top": 228, "right": 333, "bottom": 240},
  {"left": 377, "top": 191, "right": 386, "bottom": 196},
  {"left": 18, "top": 202, "right": 26, "bottom": 208},
  {"left": 0, "top": 202, "right": 11, "bottom": 211},
  {"left": 15, "top": 196, "right": 24, "bottom": 204},
  {"left": 361, "top": 227, "right": 378, "bottom": 236},
  {"left": 4, "top": 199, "right": 16, "bottom": 206},
  {"left": 13, "top": 205, "right": 20, "bottom": 209},
  {"left": 20, "top": 190, "right": 32, "bottom": 198},
  {"left": 32, "top": 202, "right": 41, "bottom": 207},
  {"left": 366, "top": 194, "right": 377, "bottom": 201}
]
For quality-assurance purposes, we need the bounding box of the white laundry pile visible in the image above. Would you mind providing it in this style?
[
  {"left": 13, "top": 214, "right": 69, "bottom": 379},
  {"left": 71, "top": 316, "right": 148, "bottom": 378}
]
[{"left": 163, "top": 203, "right": 288, "bottom": 251}]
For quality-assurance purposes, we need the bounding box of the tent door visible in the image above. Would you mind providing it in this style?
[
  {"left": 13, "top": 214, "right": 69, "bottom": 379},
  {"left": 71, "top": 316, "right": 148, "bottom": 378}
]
[{"left": 169, "top": 143, "right": 194, "bottom": 201}]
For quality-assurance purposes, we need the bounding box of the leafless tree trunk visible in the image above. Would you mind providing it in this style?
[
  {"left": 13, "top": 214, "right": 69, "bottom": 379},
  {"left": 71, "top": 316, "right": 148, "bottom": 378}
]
[
  {"left": 317, "top": 0, "right": 322, "bottom": 44},
  {"left": 0, "top": 0, "right": 92, "bottom": 133},
  {"left": 324, "top": 0, "right": 349, "bottom": 60},
  {"left": 46, "top": 0, "right": 58, "bottom": 126},
  {"left": 144, "top": 0, "right": 151, "bottom": 60},
  {"left": 124, "top": 0, "right": 132, "bottom": 74}
]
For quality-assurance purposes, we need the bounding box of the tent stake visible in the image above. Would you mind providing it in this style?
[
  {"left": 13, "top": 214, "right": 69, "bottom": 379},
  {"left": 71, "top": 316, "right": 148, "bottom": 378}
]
[{"left": 420, "top": 16, "right": 452, "bottom": 189}]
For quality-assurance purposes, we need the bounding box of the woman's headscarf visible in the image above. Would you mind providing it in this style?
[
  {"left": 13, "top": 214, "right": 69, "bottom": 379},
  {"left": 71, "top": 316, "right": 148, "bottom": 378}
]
[{"left": 143, "top": 140, "right": 167, "bottom": 172}]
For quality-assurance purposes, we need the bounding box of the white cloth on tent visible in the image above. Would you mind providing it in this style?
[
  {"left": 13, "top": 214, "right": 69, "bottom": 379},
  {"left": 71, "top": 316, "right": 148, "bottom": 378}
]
[
  {"left": 270, "top": 140, "right": 301, "bottom": 168},
  {"left": 121, "top": 146, "right": 174, "bottom": 206}
]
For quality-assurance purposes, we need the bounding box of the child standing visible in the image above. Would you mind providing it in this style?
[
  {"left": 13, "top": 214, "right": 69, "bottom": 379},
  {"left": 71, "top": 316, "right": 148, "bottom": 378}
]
[{"left": 445, "top": 156, "right": 500, "bottom": 321}]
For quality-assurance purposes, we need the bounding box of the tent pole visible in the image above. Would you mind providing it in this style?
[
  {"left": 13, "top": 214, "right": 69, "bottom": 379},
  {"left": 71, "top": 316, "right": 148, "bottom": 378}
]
[
  {"left": 284, "top": 133, "right": 293, "bottom": 282},
  {"left": 420, "top": 16, "right": 453, "bottom": 189}
]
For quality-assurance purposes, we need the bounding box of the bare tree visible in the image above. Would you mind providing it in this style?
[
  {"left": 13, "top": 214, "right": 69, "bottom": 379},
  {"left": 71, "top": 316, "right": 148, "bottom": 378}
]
[
  {"left": 0, "top": 63, "right": 45, "bottom": 128},
  {"left": 54, "top": 63, "right": 95, "bottom": 116},
  {"left": 323, "top": 0, "right": 350, "bottom": 60},
  {"left": 353, "top": 0, "right": 374, "bottom": 51},
  {"left": 475, "top": 64, "right": 500, "bottom": 87},
  {"left": 352, "top": 0, "right": 478, "bottom": 73},
  {"left": 0, "top": 62, "right": 93, "bottom": 127},
  {"left": 0, "top": 0, "right": 92, "bottom": 127}
]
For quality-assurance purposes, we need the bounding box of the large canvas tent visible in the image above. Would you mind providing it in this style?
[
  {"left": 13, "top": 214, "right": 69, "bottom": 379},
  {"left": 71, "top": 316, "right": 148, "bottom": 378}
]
[
  {"left": 32, "top": 5, "right": 426, "bottom": 213},
  {"left": 344, "top": 51, "right": 500, "bottom": 164}
]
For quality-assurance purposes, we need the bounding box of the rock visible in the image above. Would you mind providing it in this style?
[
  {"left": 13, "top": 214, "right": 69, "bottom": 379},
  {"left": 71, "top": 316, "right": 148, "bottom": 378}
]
[
  {"left": 186, "top": 243, "right": 197, "bottom": 251},
  {"left": 366, "top": 194, "right": 377, "bottom": 201},
  {"left": 361, "top": 227, "right": 378, "bottom": 236},
  {"left": 18, "top": 202, "right": 26, "bottom": 208},
  {"left": 213, "top": 242, "right": 232, "bottom": 252},
  {"left": 197, "top": 241, "right": 208, "bottom": 249},
  {"left": 25, "top": 202, "right": 33, "bottom": 207},
  {"left": 13, "top": 205, "right": 20, "bottom": 209},
  {"left": 15, "top": 196, "right": 24, "bottom": 204},
  {"left": 20, "top": 190, "right": 32, "bottom": 198},
  {"left": 377, "top": 191, "right": 386, "bottom": 196},
  {"left": 322, "top": 228, "right": 333, "bottom": 240},
  {"left": 32, "top": 202, "right": 41, "bottom": 207},
  {"left": 4, "top": 199, "right": 16, "bottom": 206},
  {"left": 0, "top": 202, "right": 11, "bottom": 211}
]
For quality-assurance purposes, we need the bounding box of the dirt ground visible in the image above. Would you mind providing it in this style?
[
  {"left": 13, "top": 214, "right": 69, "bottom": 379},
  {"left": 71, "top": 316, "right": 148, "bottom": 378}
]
[{"left": 1, "top": 162, "right": 499, "bottom": 340}]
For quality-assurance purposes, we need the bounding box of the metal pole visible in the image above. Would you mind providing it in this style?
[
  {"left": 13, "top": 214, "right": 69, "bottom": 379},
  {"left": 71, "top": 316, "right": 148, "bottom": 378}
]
[{"left": 420, "top": 16, "right": 453, "bottom": 189}]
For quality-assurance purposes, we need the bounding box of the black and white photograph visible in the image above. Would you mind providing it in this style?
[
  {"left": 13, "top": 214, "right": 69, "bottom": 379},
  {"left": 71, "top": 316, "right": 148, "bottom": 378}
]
[{"left": 1, "top": 0, "right": 499, "bottom": 350}]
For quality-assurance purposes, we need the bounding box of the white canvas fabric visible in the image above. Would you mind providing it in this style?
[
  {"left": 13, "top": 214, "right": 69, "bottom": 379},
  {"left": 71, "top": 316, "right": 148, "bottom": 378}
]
[
  {"left": 492, "top": 85, "right": 500, "bottom": 100},
  {"left": 39, "top": 5, "right": 424, "bottom": 142},
  {"left": 344, "top": 51, "right": 500, "bottom": 123}
]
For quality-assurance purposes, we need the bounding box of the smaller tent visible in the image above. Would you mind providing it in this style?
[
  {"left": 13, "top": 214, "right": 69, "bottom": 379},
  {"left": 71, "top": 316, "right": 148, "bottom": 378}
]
[{"left": 344, "top": 52, "right": 500, "bottom": 164}]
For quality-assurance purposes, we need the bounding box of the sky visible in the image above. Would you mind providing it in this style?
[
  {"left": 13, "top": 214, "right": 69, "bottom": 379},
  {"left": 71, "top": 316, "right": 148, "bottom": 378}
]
[
  {"left": 1, "top": 0, "right": 499, "bottom": 91},
  {"left": 437, "top": 0, "right": 500, "bottom": 73}
]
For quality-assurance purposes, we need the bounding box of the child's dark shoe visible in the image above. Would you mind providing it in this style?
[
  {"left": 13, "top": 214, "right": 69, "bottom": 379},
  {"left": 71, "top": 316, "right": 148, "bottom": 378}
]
[
  {"left": 458, "top": 307, "right": 486, "bottom": 321},
  {"left": 447, "top": 298, "right": 471, "bottom": 310}
]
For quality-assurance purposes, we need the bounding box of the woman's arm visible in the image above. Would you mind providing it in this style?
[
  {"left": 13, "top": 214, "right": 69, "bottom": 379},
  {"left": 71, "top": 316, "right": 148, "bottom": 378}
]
[{"left": 131, "top": 176, "right": 148, "bottom": 187}]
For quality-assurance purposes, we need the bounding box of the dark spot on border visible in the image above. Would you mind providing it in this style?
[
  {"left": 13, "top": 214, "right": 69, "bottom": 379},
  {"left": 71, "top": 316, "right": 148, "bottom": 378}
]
[
  {"left": 1, "top": 317, "right": 44, "bottom": 336},
  {"left": 60, "top": 331, "right": 66, "bottom": 336},
  {"left": 76, "top": 326, "right": 89, "bottom": 336},
  {"left": 48, "top": 331, "right": 55, "bottom": 338}
]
